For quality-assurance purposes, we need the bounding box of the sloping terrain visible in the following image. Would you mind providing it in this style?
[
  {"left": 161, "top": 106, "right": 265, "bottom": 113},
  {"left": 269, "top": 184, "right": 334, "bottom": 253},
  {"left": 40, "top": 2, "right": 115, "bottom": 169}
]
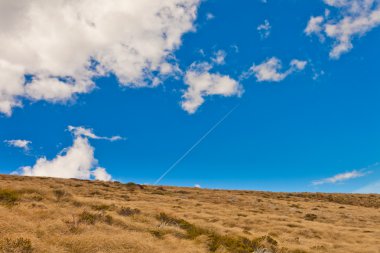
[{"left": 0, "top": 174, "right": 379, "bottom": 253}]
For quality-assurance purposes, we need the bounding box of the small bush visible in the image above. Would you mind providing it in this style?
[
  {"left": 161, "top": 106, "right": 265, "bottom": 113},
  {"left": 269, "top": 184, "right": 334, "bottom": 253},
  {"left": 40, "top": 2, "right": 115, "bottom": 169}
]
[
  {"left": 156, "top": 213, "right": 206, "bottom": 239},
  {"left": 0, "top": 189, "right": 20, "bottom": 207},
  {"left": 52, "top": 189, "right": 66, "bottom": 201},
  {"left": 104, "top": 214, "right": 114, "bottom": 225},
  {"left": 78, "top": 211, "right": 100, "bottom": 225},
  {"left": 118, "top": 207, "right": 141, "bottom": 217},
  {"left": 91, "top": 204, "right": 113, "bottom": 211},
  {"left": 150, "top": 229, "right": 166, "bottom": 239},
  {"left": 125, "top": 182, "right": 144, "bottom": 190},
  {"left": 304, "top": 213, "right": 317, "bottom": 221},
  {"left": 0, "top": 237, "right": 33, "bottom": 253},
  {"left": 209, "top": 234, "right": 278, "bottom": 253}
]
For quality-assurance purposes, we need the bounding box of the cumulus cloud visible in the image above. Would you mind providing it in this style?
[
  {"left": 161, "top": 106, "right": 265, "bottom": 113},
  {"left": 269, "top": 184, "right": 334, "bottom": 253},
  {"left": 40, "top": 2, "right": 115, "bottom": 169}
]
[
  {"left": 182, "top": 62, "right": 243, "bottom": 114},
  {"left": 194, "top": 184, "right": 201, "bottom": 188},
  {"left": 312, "top": 170, "right": 368, "bottom": 186},
  {"left": 0, "top": 0, "right": 200, "bottom": 116},
  {"left": 92, "top": 167, "right": 112, "bottom": 181},
  {"left": 305, "top": 0, "right": 380, "bottom": 58},
  {"left": 19, "top": 126, "right": 118, "bottom": 181},
  {"left": 257, "top": 19, "right": 271, "bottom": 39},
  {"left": 4, "top": 139, "right": 31, "bottom": 151},
  {"left": 68, "top": 126, "right": 123, "bottom": 141},
  {"left": 246, "top": 57, "right": 307, "bottom": 82}
]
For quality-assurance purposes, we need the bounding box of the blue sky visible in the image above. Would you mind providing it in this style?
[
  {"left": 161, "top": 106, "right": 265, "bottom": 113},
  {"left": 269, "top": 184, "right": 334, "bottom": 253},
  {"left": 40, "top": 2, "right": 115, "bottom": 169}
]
[{"left": 1, "top": 0, "right": 380, "bottom": 193}]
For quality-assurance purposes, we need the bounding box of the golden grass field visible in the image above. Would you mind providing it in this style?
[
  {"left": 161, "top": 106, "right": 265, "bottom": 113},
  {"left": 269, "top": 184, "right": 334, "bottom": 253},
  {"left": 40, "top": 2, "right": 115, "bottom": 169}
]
[{"left": 0, "top": 174, "right": 379, "bottom": 253}]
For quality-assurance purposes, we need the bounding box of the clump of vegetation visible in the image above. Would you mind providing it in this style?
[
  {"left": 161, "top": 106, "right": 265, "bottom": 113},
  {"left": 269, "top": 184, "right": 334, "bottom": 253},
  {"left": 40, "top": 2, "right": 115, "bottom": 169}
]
[
  {"left": 52, "top": 189, "right": 67, "bottom": 201},
  {"left": 0, "top": 237, "right": 33, "bottom": 253},
  {"left": 91, "top": 204, "right": 114, "bottom": 211},
  {"left": 77, "top": 210, "right": 114, "bottom": 226},
  {"left": 118, "top": 207, "right": 141, "bottom": 217},
  {"left": 125, "top": 182, "right": 144, "bottom": 190},
  {"left": 156, "top": 213, "right": 282, "bottom": 253},
  {"left": 156, "top": 186, "right": 166, "bottom": 191},
  {"left": 0, "top": 189, "right": 20, "bottom": 207},
  {"left": 78, "top": 211, "right": 101, "bottom": 225},
  {"left": 304, "top": 213, "right": 318, "bottom": 221},
  {"left": 157, "top": 213, "right": 207, "bottom": 239},
  {"left": 209, "top": 234, "right": 278, "bottom": 253},
  {"left": 149, "top": 229, "right": 167, "bottom": 239}
]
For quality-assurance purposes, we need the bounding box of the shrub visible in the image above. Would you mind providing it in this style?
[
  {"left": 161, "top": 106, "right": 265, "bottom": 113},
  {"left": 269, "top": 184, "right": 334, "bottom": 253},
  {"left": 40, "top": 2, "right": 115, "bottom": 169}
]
[
  {"left": 0, "top": 237, "right": 33, "bottom": 253},
  {"left": 125, "top": 182, "right": 144, "bottom": 190},
  {"left": 0, "top": 189, "right": 20, "bottom": 207},
  {"left": 78, "top": 211, "right": 100, "bottom": 225},
  {"left": 91, "top": 204, "right": 113, "bottom": 211},
  {"left": 52, "top": 189, "right": 66, "bottom": 201},
  {"left": 150, "top": 229, "right": 166, "bottom": 239},
  {"left": 209, "top": 235, "right": 278, "bottom": 253},
  {"left": 118, "top": 207, "right": 141, "bottom": 217},
  {"left": 104, "top": 214, "right": 113, "bottom": 225},
  {"left": 156, "top": 213, "right": 206, "bottom": 239},
  {"left": 304, "top": 213, "right": 317, "bottom": 221}
]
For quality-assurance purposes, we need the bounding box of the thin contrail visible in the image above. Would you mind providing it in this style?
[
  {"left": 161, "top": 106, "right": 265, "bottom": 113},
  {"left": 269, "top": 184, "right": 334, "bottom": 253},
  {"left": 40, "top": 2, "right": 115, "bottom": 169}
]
[{"left": 154, "top": 105, "right": 239, "bottom": 185}]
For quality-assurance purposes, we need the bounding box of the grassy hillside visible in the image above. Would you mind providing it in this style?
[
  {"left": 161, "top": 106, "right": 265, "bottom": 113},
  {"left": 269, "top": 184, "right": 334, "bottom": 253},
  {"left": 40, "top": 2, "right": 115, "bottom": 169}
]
[{"left": 0, "top": 174, "right": 379, "bottom": 253}]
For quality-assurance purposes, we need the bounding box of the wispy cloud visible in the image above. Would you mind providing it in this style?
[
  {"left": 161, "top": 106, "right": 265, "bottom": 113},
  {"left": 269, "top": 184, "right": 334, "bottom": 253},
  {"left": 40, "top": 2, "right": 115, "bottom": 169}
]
[
  {"left": 242, "top": 57, "right": 307, "bottom": 82},
  {"left": 4, "top": 139, "right": 31, "bottom": 151},
  {"left": 68, "top": 126, "right": 124, "bottom": 142},
  {"left": 312, "top": 170, "right": 369, "bottom": 186},
  {"left": 355, "top": 180, "right": 380, "bottom": 194},
  {"left": 257, "top": 19, "right": 271, "bottom": 39}
]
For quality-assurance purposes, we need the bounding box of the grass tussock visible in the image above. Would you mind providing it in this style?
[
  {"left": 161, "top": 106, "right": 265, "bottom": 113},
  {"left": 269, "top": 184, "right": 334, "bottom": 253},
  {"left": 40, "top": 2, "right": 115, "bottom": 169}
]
[
  {"left": 0, "top": 189, "right": 20, "bottom": 207},
  {"left": 118, "top": 207, "right": 141, "bottom": 216},
  {"left": 0, "top": 238, "right": 33, "bottom": 253}
]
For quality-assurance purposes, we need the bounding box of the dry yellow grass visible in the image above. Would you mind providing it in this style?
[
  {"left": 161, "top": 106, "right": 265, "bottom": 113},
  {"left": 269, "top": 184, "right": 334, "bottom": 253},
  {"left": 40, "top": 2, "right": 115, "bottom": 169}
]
[{"left": 0, "top": 174, "right": 379, "bottom": 253}]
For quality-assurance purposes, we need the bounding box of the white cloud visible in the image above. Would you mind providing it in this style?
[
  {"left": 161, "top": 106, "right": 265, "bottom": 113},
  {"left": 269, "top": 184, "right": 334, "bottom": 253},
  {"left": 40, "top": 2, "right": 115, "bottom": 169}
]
[
  {"left": 68, "top": 125, "right": 123, "bottom": 141},
  {"left": 182, "top": 62, "right": 243, "bottom": 114},
  {"left": 194, "top": 184, "right": 201, "bottom": 188},
  {"left": 211, "top": 50, "right": 226, "bottom": 65},
  {"left": 0, "top": 0, "right": 200, "bottom": 116},
  {"left": 257, "top": 19, "right": 271, "bottom": 39},
  {"left": 92, "top": 167, "right": 112, "bottom": 181},
  {"left": 247, "top": 57, "right": 307, "bottom": 82},
  {"left": 5, "top": 139, "right": 31, "bottom": 151},
  {"left": 312, "top": 170, "right": 368, "bottom": 185},
  {"left": 355, "top": 180, "right": 380, "bottom": 193},
  {"left": 304, "top": 16, "right": 325, "bottom": 37},
  {"left": 19, "top": 127, "right": 115, "bottom": 181},
  {"left": 21, "top": 136, "right": 97, "bottom": 179},
  {"left": 206, "top": 13, "right": 215, "bottom": 20},
  {"left": 305, "top": 0, "right": 380, "bottom": 59}
]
